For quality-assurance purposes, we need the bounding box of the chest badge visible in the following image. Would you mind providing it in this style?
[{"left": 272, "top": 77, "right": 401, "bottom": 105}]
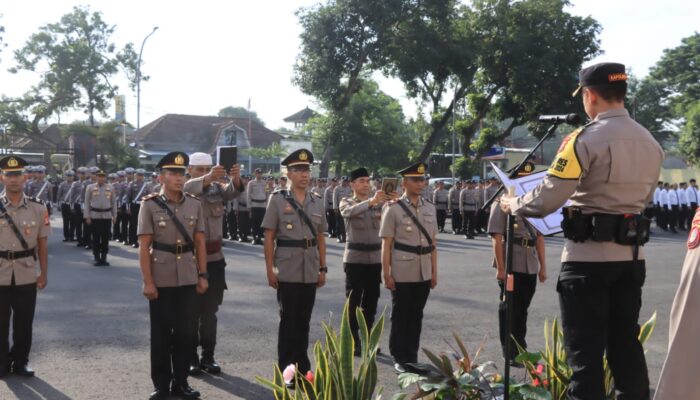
[
  {"left": 284, "top": 205, "right": 294, "bottom": 214},
  {"left": 406, "top": 226, "right": 413, "bottom": 232},
  {"left": 286, "top": 223, "right": 294, "bottom": 230}
]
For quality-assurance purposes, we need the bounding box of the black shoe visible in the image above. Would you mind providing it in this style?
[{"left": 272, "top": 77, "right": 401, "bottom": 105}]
[
  {"left": 124, "top": 241, "right": 132, "bottom": 246},
  {"left": 102, "top": 259, "right": 110, "bottom": 266},
  {"left": 170, "top": 384, "right": 200, "bottom": 399},
  {"left": 62, "top": 238, "right": 70, "bottom": 242},
  {"left": 231, "top": 236, "right": 239, "bottom": 241},
  {"left": 0, "top": 365, "right": 8, "bottom": 379},
  {"left": 188, "top": 363, "right": 202, "bottom": 376},
  {"left": 200, "top": 358, "right": 221, "bottom": 374},
  {"left": 393, "top": 362, "right": 407, "bottom": 374},
  {"left": 12, "top": 363, "right": 35, "bottom": 377},
  {"left": 253, "top": 239, "right": 263, "bottom": 245},
  {"left": 149, "top": 389, "right": 169, "bottom": 400},
  {"left": 84, "top": 245, "right": 92, "bottom": 250},
  {"left": 76, "top": 242, "right": 84, "bottom": 247},
  {"left": 93, "top": 260, "right": 102, "bottom": 266},
  {"left": 132, "top": 243, "right": 139, "bottom": 248}
]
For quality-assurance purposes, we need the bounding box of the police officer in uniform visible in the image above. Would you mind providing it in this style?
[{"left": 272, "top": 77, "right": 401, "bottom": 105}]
[
  {"left": 380, "top": 162, "right": 438, "bottom": 374},
  {"left": 432, "top": 181, "right": 448, "bottom": 232},
  {"left": 488, "top": 162, "right": 547, "bottom": 365},
  {"left": 121, "top": 167, "right": 135, "bottom": 243},
  {"left": 247, "top": 168, "right": 268, "bottom": 245},
  {"left": 340, "top": 167, "right": 392, "bottom": 354},
  {"left": 236, "top": 175, "right": 252, "bottom": 243},
  {"left": 184, "top": 153, "right": 243, "bottom": 375},
  {"left": 333, "top": 177, "right": 352, "bottom": 243},
  {"left": 460, "top": 181, "right": 478, "bottom": 239},
  {"left": 85, "top": 170, "right": 117, "bottom": 266},
  {"left": 112, "top": 171, "right": 125, "bottom": 242},
  {"left": 262, "top": 149, "right": 327, "bottom": 386},
  {"left": 324, "top": 178, "right": 338, "bottom": 238},
  {"left": 448, "top": 180, "right": 462, "bottom": 234},
  {"left": 128, "top": 168, "right": 150, "bottom": 248},
  {"left": 0, "top": 156, "right": 50, "bottom": 378},
  {"left": 501, "top": 63, "right": 663, "bottom": 399},
  {"left": 57, "top": 170, "right": 76, "bottom": 242},
  {"left": 138, "top": 152, "right": 208, "bottom": 400}
]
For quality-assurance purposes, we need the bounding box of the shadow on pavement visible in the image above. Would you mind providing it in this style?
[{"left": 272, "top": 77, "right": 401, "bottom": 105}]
[
  {"left": 196, "top": 371, "right": 273, "bottom": 400},
  {"left": 4, "top": 376, "right": 73, "bottom": 400}
]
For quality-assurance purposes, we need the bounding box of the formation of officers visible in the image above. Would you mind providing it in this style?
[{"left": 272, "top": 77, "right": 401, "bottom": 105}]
[{"left": 651, "top": 180, "right": 699, "bottom": 233}]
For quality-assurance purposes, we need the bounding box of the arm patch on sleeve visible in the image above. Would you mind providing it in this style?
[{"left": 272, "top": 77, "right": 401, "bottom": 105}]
[{"left": 547, "top": 127, "right": 583, "bottom": 180}]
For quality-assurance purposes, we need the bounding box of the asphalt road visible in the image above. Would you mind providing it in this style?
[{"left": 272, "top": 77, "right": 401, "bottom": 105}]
[{"left": 0, "top": 217, "right": 687, "bottom": 399}]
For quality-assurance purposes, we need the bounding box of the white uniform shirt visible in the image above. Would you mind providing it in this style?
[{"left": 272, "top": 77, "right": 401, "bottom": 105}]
[
  {"left": 679, "top": 188, "right": 689, "bottom": 206},
  {"left": 668, "top": 189, "right": 680, "bottom": 206},
  {"left": 660, "top": 190, "right": 670, "bottom": 208}
]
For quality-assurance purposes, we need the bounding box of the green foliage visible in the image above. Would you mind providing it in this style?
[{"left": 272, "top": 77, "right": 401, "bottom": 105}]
[
  {"left": 218, "top": 106, "right": 265, "bottom": 126},
  {"left": 0, "top": 16, "right": 5, "bottom": 63},
  {"left": 244, "top": 143, "right": 287, "bottom": 160},
  {"left": 679, "top": 101, "right": 700, "bottom": 165},
  {"left": 62, "top": 122, "right": 138, "bottom": 168},
  {"left": 515, "top": 313, "right": 656, "bottom": 400},
  {"left": 1, "top": 5, "right": 138, "bottom": 133},
  {"left": 256, "top": 299, "right": 385, "bottom": 400},
  {"left": 451, "top": 156, "right": 479, "bottom": 179},
  {"left": 626, "top": 75, "right": 674, "bottom": 143},
  {"left": 650, "top": 33, "right": 700, "bottom": 117}
]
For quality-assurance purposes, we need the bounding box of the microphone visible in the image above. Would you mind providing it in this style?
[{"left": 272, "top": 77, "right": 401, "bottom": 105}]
[{"left": 538, "top": 113, "right": 582, "bottom": 125}]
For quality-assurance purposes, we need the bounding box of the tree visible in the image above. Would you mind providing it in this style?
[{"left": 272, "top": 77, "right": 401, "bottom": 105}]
[
  {"left": 63, "top": 122, "right": 138, "bottom": 169},
  {"left": 307, "top": 81, "right": 417, "bottom": 175},
  {"left": 218, "top": 106, "right": 265, "bottom": 126},
  {"left": 0, "top": 6, "right": 138, "bottom": 138},
  {"left": 650, "top": 33, "right": 700, "bottom": 117},
  {"left": 293, "top": 0, "right": 401, "bottom": 176},
  {"left": 244, "top": 143, "right": 286, "bottom": 160},
  {"left": 679, "top": 101, "right": 700, "bottom": 165},
  {"left": 464, "top": 0, "right": 600, "bottom": 157},
  {"left": 0, "top": 16, "right": 5, "bottom": 63},
  {"left": 626, "top": 74, "right": 674, "bottom": 143}
]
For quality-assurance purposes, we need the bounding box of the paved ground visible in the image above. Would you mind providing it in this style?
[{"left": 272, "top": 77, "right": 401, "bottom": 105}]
[{"left": 0, "top": 217, "right": 687, "bottom": 399}]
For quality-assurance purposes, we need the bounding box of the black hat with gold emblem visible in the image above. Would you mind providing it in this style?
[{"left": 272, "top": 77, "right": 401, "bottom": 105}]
[
  {"left": 157, "top": 151, "right": 189, "bottom": 171},
  {"left": 281, "top": 148, "right": 314, "bottom": 167},
  {"left": 350, "top": 167, "right": 369, "bottom": 182},
  {"left": 517, "top": 161, "right": 536, "bottom": 176},
  {"left": 96, "top": 169, "right": 107, "bottom": 177},
  {"left": 397, "top": 162, "right": 428, "bottom": 178},
  {"left": 572, "top": 62, "right": 627, "bottom": 97},
  {"left": 0, "top": 155, "right": 28, "bottom": 175}
]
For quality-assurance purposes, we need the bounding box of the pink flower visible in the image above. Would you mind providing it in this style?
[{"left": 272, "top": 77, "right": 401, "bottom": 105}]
[
  {"left": 532, "top": 378, "right": 541, "bottom": 387},
  {"left": 536, "top": 364, "right": 544, "bottom": 374},
  {"left": 283, "top": 364, "right": 296, "bottom": 383},
  {"left": 306, "top": 370, "right": 315, "bottom": 384},
  {"left": 543, "top": 379, "right": 550, "bottom": 387}
]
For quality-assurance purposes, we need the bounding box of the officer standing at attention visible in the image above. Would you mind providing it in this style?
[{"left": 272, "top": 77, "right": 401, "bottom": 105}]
[
  {"left": 112, "top": 171, "right": 125, "bottom": 242},
  {"left": 262, "top": 149, "right": 327, "bottom": 386},
  {"left": 184, "top": 153, "right": 243, "bottom": 375},
  {"left": 138, "top": 152, "right": 208, "bottom": 400},
  {"left": 340, "top": 167, "right": 392, "bottom": 354},
  {"left": 71, "top": 167, "right": 87, "bottom": 247},
  {"left": 128, "top": 169, "right": 150, "bottom": 248},
  {"left": 333, "top": 177, "right": 352, "bottom": 243},
  {"left": 85, "top": 170, "right": 117, "bottom": 266},
  {"left": 460, "top": 180, "right": 478, "bottom": 239},
  {"left": 0, "top": 156, "right": 50, "bottom": 378},
  {"left": 57, "top": 170, "right": 76, "bottom": 242},
  {"left": 488, "top": 162, "right": 547, "bottom": 365},
  {"left": 448, "top": 180, "right": 462, "bottom": 234},
  {"left": 247, "top": 168, "right": 268, "bottom": 245},
  {"left": 236, "top": 175, "right": 252, "bottom": 243},
  {"left": 80, "top": 167, "right": 97, "bottom": 250},
  {"left": 501, "top": 63, "right": 663, "bottom": 399},
  {"left": 432, "top": 181, "right": 448, "bottom": 232},
  {"left": 27, "top": 166, "right": 52, "bottom": 215},
  {"left": 324, "top": 178, "right": 338, "bottom": 238},
  {"left": 379, "top": 162, "right": 438, "bottom": 374}
]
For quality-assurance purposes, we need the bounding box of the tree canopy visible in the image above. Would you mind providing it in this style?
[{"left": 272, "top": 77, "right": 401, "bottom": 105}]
[{"left": 218, "top": 105, "right": 265, "bottom": 126}]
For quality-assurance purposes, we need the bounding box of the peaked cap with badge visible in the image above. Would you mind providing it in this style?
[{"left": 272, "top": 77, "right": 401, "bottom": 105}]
[{"left": 157, "top": 152, "right": 189, "bottom": 171}]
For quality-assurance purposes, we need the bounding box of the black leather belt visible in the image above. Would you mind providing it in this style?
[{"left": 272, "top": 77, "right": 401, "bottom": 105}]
[
  {"left": 251, "top": 199, "right": 267, "bottom": 203},
  {"left": 347, "top": 242, "right": 381, "bottom": 251},
  {"left": 513, "top": 238, "right": 536, "bottom": 247},
  {"left": 436, "top": 201, "right": 447, "bottom": 204},
  {"left": 394, "top": 241, "right": 434, "bottom": 255},
  {"left": 152, "top": 241, "right": 194, "bottom": 255},
  {"left": 277, "top": 238, "right": 317, "bottom": 249},
  {"left": 90, "top": 207, "right": 112, "bottom": 212},
  {"left": 0, "top": 248, "right": 36, "bottom": 260}
]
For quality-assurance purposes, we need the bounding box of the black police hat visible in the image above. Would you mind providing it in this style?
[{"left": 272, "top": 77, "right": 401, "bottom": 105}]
[
  {"left": 0, "top": 155, "right": 28, "bottom": 174},
  {"left": 96, "top": 169, "right": 107, "bottom": 177},
  {"left": 341, "top": 176, "right": 349, "bottom": 182},
  {"left": 157, "top": 152, "right": 189, "bottom": 171},
  {"left": 397, "top": 162, "right": 427, "bottom": 178},
  {"left": 572, "top": 62, "right": 627, "bottom": 97},
  {"left": 350, "top": 167, "right": 370, "bottom": 182},
  {"left": 517, "top": 161, "right": 536, "bottom": 176},
  {"left": 255, "top": 168, "right": 263, "bottom": 173},
  {"left": 281, "top": 149, "right": 313, "bottom": 167}
]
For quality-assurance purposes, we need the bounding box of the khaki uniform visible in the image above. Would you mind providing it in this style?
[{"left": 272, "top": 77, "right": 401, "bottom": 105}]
[
  {"left": 487, "top": 201, "right": 539, "bottom": 274},
  {"left": 127, "top": 180, "right": 150, "bottom": 245},
  {"left": 432, "top": 188, "right": 448, "bottom": 231},
  {"left": 85, "top": 183, "right": 117, "bottom": 220},
  {"left": 247, "top": 179, "right": 267, "bottom": 243},
  {"left": 340, "top": 197, "right": 382, "bottom": 265},
  {"left": 323, "top": 185, "right": 337, "bottom": 237},
  {"left": 460, "top": 187, "right": 479, "bottom": 237},
  {"left": 379, "top": 196, "right": 437, "bottom": 282},
  {"left": 261, "top": 191, "right": 327, "bottom": 284},
  {"left": 333, "top": 185, "right": 352, "bottom": 242},
  {"left": 0, "top": 196, "right": 50, "bottom": 286},
  {"left": 137, "top": 191, "right": 205, "bottom": 287},
  {"left": 448, "top": 186, "right": 462, "bottom": 233},
  {"left": 654, "top": 210, "right": 700, "bottom": 400}
]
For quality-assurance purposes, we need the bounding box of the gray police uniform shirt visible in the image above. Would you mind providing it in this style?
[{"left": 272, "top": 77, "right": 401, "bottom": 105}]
[
  {"left": 460, "top": 188, "right": 478, "bottom": 212},
  {"left": 56, "top": 180, "right": 73, "bottom": 205},
  {"left": 323, "top": 186, "right": 336, "bottom": 211},
  {"left": 310, "top": 186, "right": 324, "bottom": 198},
  {"left": 184, "top": 176, "right": 241, "bottom": 262},
  {"left": 69, "top": 179, "right": 84, "bottom": 205},
  {"left": 0, "top": 195, "right": 51, "bottom": 286},
  {"left": 333, "top": 185, "right": 352, "bottom": 210},
  {"left": 85, "top": 182, "right": 117, "bottom": 219},
  {"left": 421, "top": 186, "right": 433, "bottom": 203},
  {"left": 448, "top": 187, "right": 460, "bottom": 210},
  {"left": 137, "top": 191, "right": 205, "bottom": 288},
  {"left": 247, "top": 179, "right": 268, "bottom": 209},
  {"left": 379, "top": 196, "right": 437, "bottom": 283},
  {"left": 340, "top": 196, "right": 382, "bottom": 264},
  {"left": 27, "top": 179, "right": 52, "bottom": 203},
  {"left": 432, "top": 188, "right": 448, "bottom": 210},
  {"left": 488, "top": 200, "right": 540, "bottom": 274},
  {"left": 511, "top": 108, "right": 664, "bottom": 262},
  {"left": 261, "top": 190, "right": 327, "bottom": 284},
  {"left": 128, "top": 180, "right": 150, "bottom": 206}
]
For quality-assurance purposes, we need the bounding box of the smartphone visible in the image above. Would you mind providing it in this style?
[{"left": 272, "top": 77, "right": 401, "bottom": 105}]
[
  {"left": 381, "top": 177, "right": 398, "bottom": 194},
  {"left": 216, "top": 146, "right": 237, "bottom": 172}
]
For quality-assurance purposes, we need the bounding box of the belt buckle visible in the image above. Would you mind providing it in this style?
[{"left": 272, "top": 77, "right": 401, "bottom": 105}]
[
  {"left": 175, "top": 244, "right": 184, "bottom": 255},
  {"left": 304, "top": 237, "right": 312, "bottom": 249},
  {"left": 7, "top": 250, "right": 14, "bottom": 261},
  {"left": 520, "top": 238, "right": 529, "bottom": 248}
]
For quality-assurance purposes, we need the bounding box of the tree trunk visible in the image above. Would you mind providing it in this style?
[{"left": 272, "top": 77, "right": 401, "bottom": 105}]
[
  {"left": 416, "top": 94, "right": 460, "bottom": 163},
  {"left": 319, "top": 141, "right": 333, "bottom": 178},
  {"left": 334, "top": 160, "right": 342, "bottom": 177}
]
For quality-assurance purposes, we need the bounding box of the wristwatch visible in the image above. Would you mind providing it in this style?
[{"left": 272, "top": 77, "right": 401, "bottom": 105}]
[
  {"left": 319, "top": 267, "right": 328, "bottom": 273},
  {"left": 198, "top": 272, "right": 209, "bottom": 280}
]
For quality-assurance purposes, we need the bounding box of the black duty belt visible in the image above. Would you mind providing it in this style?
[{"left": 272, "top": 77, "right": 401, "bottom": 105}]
[
  {"left": 251, "top": 199, "right": 267, "bottom": 203},
  {"left": 90, "top": 207, "right": 112, "bottom": 212},
  {"left": 513, "top": 238, "right": 536, "bottom": 248},
  {"left": 152, "top": 241, "right": 195, "bottom": 255},
  {"left": 347, "top": 242, "right": 381, "bottom": 252},
  {"left": 0, "top": 248, "right": 36, "bottom": 260},
  {"left": 436, "top": 201, "right": 447, "bottom": 204},
  {"left": 276, "top": 238, "right": 317, "bottom": 249},
  {"left": 394, "top": 241, "right": 434, "bottom": 255}
]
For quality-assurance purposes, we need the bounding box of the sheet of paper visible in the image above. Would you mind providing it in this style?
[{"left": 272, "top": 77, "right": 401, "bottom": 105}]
[{"left": 491, "top": 162, "right": 566, "bottom": 236}]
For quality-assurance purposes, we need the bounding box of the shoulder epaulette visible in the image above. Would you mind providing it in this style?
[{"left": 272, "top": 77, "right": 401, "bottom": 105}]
[
  {"left": 27, "top": 196, "right": 44, "bottom": 205},
  {"left": 312, "top": 192, "right": 322, "bottom": 199},
  {"left": 273, "top": 189, "right": 289, "bottom": 197},
  {"left": 142, "top": 193, "right": 158, "bottom": 201},
  {"left": 185, "top": 192, "right": 200, "bottom": 200}
]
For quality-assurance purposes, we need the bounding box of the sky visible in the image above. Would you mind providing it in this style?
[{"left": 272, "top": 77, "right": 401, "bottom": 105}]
[{"left": 1, "top": 0, "right": 698, "bottom": 130}]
